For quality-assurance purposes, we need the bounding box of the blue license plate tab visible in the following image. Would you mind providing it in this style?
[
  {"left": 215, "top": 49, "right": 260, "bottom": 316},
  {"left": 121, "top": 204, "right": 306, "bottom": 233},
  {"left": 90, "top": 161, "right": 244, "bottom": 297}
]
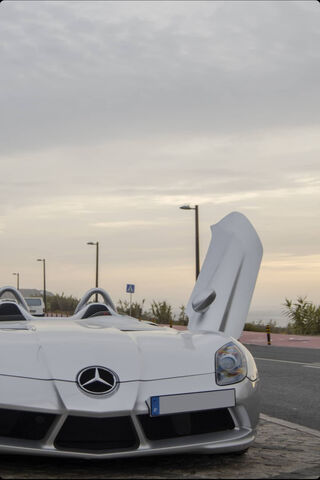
[{"left": 150, "top": 396, "right": 160, "bottom": 416}]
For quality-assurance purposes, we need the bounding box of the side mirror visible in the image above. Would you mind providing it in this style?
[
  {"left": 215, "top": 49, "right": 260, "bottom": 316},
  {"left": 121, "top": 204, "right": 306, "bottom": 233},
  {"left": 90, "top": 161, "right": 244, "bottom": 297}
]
[{"left": 192, "top": 290, "right": 216, "bottom": 313}]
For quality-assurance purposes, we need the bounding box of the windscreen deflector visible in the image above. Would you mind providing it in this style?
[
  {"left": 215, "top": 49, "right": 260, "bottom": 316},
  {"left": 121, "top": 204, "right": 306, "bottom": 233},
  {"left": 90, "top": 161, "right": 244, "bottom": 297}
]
[{"left": 187, "top": 212, "right": 263, "bottom": 339}]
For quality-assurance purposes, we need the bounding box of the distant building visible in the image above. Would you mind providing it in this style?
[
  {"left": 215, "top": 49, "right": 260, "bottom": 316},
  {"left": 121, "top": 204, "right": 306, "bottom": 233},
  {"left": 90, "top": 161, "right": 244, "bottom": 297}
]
[{"left": 20, "top": 288, "right": 54, "bottom": 297}]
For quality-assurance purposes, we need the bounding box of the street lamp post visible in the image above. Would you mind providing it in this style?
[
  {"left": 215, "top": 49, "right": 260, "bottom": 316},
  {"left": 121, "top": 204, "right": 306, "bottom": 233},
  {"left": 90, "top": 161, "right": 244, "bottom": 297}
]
[
  {"left": 37, "top": 258, "right": 46, "bottom": 313},
  {"left": 87, "top": 241, "right": 99, "bottom": 302},
  {"left": 179, "top": 204, "right": 200, "bottom": 280},
  {"left": 12, "top": 272, "right": 20, "bottom": 289}
]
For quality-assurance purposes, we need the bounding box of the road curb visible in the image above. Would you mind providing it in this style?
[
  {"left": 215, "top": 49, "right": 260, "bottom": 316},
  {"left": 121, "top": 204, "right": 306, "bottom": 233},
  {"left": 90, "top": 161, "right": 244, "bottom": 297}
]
[{"left": 260, "top": 413, "right": 320, "bottom": 438}]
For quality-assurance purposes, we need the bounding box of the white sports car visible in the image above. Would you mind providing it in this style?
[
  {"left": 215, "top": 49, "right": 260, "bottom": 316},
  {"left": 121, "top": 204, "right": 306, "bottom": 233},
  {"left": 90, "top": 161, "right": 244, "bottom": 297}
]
[{"left": 0, "top": 212, "right": 262, "bottom": 459}]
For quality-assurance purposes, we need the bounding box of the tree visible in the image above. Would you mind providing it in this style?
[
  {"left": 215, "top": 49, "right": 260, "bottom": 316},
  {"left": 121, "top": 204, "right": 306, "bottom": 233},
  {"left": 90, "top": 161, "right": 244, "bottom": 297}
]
[
  {"left": 177, "top": 305, "right": 188, "bottom": 325},
  {"left": 47, "top": 293, "right": 79, "bottom": 314},
  {"left": 283, "top": 297, "right": 320, "bottom": 335},
  {"left": 150, "top": 300, "right": 175, "bottom": 325},
  {"left": 117, "top": 299, "right": 151, "bottom": 320}
]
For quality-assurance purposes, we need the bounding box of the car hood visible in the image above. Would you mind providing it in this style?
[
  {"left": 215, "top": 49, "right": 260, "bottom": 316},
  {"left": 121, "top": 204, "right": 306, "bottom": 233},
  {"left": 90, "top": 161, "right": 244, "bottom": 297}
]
[{"left": 0, "top": 317, "right": 229, "bottom": 382}]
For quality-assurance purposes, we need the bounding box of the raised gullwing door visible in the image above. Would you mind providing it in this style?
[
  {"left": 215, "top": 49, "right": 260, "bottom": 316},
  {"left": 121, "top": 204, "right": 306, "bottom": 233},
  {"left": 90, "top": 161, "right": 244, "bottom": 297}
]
[{"left": 186, "top": 212, "right": 263, "bottom": 339}]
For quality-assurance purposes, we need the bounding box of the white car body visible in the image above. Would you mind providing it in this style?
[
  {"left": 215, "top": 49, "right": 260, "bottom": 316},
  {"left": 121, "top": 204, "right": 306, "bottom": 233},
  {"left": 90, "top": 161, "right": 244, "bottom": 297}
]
[{"left": 0, "top": 212, "right": 262, "bottom": 458}]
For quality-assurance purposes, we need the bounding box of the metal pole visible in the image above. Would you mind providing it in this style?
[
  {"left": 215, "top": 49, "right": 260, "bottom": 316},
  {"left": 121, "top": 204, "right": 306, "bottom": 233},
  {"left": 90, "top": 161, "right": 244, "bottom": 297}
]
[
  {"left": 13, "top": 273, "right": 20, "bottom": 290},
  {"left": 195, "top": 205, "right": 200, "bottom": 279},
  {"left": 179, "top": 204, "right": 201, "bottom": 281},
  {"left": 95, "top": 242, "right": 99, "bottom": 302},
  {"left": 43, "top": 259, "right": 47, "bottom": 314},
  {"left": 130, "top": 292, "right": 132, "bottom": 317}
]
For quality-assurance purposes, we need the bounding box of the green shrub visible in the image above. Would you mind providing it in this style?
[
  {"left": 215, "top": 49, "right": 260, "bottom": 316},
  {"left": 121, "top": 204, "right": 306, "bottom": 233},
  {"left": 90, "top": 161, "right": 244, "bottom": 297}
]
[
  {"left": 47, "top": 293, "right": 79, "bottom": 314},
  {"left": 244, "top": 319, "right": 291, "bottom": 334},
  {"left": 117, "top": 299, "right": 151, "bottom": 320},
  {"left": 150, "top": 300, "right": 175, "bottom": 324},
  {"left": 283, "top": 297, "right": 320, "bottom": 335}
]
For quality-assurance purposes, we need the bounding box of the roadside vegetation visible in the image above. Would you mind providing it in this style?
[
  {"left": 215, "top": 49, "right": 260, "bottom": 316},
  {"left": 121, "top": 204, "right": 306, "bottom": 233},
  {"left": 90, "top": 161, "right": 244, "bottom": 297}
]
[
  {"left": 44, "top": 295, "right": 188, "bottom": 324},
  {"left": 283, "top": 297, "right": 320, "bottom": 335},
  {"left": 243, "top": 320, "right": 291, "bottom": 334},
  {"left": 46, "top": 293, "right": 79, "bottom": 315},
  {"left": 117, "top": 299, "right": 150, "bottom": 320},
  {"left": 117, "top": 299, "right": 188, "bottom": 325},
  {"left": 245, "top": 297, "right": 320, "bottom": 335},
  {"left": 37, "top": 293, "right": 320, "bottom": 335}
]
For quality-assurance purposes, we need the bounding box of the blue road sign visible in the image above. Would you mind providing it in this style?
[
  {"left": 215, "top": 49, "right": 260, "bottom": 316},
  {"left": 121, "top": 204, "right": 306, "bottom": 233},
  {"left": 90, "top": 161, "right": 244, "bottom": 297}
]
[{"left": 126, "top": 284, "right": 135, "bottom": 294}]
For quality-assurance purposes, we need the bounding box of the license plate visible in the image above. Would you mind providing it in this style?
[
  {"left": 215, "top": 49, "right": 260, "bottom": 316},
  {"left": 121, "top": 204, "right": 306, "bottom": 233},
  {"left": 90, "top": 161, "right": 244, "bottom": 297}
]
[{"left": 149, "top": 389, "right": 235, "bottom": 417}]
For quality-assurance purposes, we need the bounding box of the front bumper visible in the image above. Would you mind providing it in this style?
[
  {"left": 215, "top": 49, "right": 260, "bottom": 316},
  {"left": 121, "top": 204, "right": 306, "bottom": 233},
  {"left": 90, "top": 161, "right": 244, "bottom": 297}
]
[{"left": 0, "top": 374, "right": 260, "bottom": 458}]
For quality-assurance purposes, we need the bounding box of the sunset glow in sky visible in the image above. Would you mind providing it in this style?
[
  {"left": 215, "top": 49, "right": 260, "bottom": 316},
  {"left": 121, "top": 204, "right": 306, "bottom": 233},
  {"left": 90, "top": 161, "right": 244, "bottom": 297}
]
[{"left": 0, "top": 1, "right": 319, "bottom": 320}]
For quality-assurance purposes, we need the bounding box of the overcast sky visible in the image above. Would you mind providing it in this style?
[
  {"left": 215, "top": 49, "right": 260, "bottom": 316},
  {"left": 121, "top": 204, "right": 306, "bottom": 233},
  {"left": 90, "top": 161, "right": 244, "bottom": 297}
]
[{"left": 0, "top": 0, "right": 319, "bottom": 319}]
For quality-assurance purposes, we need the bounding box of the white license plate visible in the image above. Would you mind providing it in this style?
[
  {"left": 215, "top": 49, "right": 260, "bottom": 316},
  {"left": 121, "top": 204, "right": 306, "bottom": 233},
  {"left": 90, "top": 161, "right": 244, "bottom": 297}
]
[{"left": 148, "top": 389, "right": 235, "bottom": 417}]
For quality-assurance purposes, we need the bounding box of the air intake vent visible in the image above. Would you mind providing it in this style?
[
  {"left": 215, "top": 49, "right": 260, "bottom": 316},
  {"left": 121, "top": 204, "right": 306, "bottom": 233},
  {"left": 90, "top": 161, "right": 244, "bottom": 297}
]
[
  {"left": 139, "top": 408, "right": 235, "bottom": 440},
  {"left": 0, "top": 409, "right": 56, "bottom": 440},
  {"left": 55, "top": 415, "right": 139, "bottom": 452}
]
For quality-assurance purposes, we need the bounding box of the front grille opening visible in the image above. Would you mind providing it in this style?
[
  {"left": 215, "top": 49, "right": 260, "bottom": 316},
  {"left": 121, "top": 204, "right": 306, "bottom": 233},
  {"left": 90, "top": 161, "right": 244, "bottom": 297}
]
[
  {"left": 54, "top": 415, "right": 139, "bottom": 452},
  {"left": 139, "top": 408, "right": 235, "bottom": 441},
  {"left": 0, "top": 409, "right": 56, "bottom": 440}
]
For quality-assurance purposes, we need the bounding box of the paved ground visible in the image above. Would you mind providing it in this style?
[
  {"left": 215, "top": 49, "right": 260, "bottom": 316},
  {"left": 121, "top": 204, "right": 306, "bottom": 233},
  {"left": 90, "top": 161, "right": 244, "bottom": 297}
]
[
  {"left": 169, "top": 326, "right": 320, "bottom": 349},
  {"left": 0, "top": 415, "right": 319, "bottom": 479},
  {"left": 245, "top": 345, "right": 320, "bottom": 430},
  {"left": 240, "top": 331, "right": 320, "bottom": 349}
]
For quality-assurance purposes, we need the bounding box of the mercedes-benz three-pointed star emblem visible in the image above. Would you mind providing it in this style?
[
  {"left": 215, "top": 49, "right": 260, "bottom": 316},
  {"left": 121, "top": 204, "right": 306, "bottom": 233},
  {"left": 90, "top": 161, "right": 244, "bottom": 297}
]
[{"left": 77, "top": 366, "right": 118, "bottom": 395}]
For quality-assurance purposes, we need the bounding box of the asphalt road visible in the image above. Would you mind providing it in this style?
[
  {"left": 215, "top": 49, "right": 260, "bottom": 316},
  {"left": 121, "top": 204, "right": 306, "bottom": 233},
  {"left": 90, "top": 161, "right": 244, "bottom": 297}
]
[{"left": 244, "top": 344, "right": 320, "bottom": 431}]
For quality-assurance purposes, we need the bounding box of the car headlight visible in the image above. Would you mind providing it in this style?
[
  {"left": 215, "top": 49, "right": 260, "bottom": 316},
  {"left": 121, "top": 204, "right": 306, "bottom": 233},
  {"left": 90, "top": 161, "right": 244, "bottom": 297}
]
[{"left": 215, "top": 342, "right": 247, "bottom": 386}]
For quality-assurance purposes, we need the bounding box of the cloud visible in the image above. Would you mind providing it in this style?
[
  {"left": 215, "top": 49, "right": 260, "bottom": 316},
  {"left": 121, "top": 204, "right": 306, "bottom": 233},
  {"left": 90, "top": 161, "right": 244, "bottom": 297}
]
[
  {"left": 91, "top": 220, "right": 166, "bottom": 229},
  {"left": 1, "top": 0, "right": 320, "bottom": 156},
  {"left": 262, "top": 254, "right": 320, "bottom": 272}
]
